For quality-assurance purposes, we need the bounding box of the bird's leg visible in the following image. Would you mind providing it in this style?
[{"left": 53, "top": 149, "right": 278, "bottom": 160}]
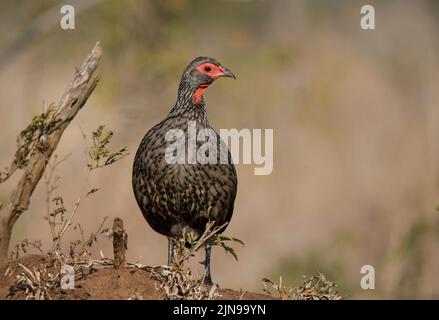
[
  {"left": 203, "top": 243, "right": 213, "bottom": 285},
  {"left": 167, "top": 237, "right": 174, "bottom": 266}
]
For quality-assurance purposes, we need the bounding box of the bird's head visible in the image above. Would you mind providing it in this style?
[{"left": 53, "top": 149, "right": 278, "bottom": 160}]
[{"left": 179, "top": 57, "right": 236, "bottom": 105}]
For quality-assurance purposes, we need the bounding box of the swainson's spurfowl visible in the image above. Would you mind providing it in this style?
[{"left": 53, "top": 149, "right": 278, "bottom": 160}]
[{"left": 132, "top": 57, "right": 237, "bottom": 284}]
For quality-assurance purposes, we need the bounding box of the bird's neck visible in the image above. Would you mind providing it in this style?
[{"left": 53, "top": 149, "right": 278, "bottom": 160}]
[{"left": 167, "top": 81, "right": 210, "bottom": 124}]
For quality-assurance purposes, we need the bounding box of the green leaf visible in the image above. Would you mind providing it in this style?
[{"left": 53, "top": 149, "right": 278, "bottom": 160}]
[
  {"left": 231, "top": 237, "right": 245, "bottom": 246},
  {"left": 220, "top": 243, "right": 238, "bottom": 261}
]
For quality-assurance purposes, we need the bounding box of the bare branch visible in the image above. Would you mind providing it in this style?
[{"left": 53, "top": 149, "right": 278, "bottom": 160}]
[{"left": 0, "top": 42, "right": 102, "bottom": 267}]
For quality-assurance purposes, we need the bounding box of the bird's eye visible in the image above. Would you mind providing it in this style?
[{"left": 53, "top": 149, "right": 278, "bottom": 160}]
[{"left": 204, "top": 66, "right": 211, "bottom": 72}]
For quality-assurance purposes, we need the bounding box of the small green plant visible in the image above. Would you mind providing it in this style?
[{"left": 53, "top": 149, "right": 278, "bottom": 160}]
[
  {"left": 173, "top": 221, "right": 244, "bottom": 267},
  {"left": 87, "top": 125, "right": 128, "bottom": 170},
  {"left": 211, "top": 234, "right": 244, "bottom": 261}
]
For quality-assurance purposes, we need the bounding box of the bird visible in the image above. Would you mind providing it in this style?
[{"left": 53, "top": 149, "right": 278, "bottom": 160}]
[{"left": 132, "top": 57, "right": 237, "bottom": 285}]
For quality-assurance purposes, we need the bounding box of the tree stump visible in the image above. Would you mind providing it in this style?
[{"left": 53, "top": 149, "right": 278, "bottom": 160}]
[{"left": 112, "top": 217, "right": 127, "bottom": 268}]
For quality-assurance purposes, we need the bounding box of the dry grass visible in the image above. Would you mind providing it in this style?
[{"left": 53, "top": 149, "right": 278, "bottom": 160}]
[{"left": 262, "top": 273, "right": 343, "bottom": 300}]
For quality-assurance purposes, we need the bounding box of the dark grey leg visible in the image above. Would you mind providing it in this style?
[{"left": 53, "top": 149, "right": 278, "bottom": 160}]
[
  {"left": 203, "top": 243, "right": 213, "bottom": 285},
  {"left": 167, "top": 237, "right": 174, "bottom": 266}
]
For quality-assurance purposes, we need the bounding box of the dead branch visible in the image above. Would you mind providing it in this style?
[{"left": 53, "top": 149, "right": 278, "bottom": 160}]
[{"left": 0, "top": 42, "right": 102, "bottom": 267}]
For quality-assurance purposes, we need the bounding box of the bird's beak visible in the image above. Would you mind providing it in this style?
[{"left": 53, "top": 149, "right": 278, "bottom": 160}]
[{"left": 220, "top": 67, "right": 236, "bottom": 79}]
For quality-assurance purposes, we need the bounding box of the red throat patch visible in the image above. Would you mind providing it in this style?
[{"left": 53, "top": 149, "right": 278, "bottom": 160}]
[{"left": 193, "top": 84, "right": 209, "bottom": 104}]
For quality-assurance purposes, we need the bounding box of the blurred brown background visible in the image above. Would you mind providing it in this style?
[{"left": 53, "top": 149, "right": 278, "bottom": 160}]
[{"left": 1, "top": 0, "right": 439, "bottom": 299}]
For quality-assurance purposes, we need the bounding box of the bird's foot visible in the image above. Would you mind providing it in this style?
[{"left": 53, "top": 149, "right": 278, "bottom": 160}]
[{"left": 202, "top": 275, "right": 213, "bottom": 286}]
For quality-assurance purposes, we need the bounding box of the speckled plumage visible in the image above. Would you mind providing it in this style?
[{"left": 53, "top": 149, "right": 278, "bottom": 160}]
[{"left": 132, "top": 57, "right": 237, "bottom": 248}]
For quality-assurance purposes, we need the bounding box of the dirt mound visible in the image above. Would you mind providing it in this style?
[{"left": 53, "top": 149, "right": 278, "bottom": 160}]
[{"left": 0, "top": 255, "right": 273, "bottom": 300}]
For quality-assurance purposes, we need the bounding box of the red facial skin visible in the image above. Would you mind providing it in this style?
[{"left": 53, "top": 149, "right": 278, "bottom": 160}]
[
  {"left": 196, "top": 63, "right": 227, "bottom": 79},
  {"left": 193, "top": 63, "right": 227, "bottom": 104}
]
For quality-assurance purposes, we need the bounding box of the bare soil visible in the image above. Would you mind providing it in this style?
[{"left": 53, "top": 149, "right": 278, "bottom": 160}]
[{"left": 0, "top": 255, "right": 273, "bottom": 300}]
